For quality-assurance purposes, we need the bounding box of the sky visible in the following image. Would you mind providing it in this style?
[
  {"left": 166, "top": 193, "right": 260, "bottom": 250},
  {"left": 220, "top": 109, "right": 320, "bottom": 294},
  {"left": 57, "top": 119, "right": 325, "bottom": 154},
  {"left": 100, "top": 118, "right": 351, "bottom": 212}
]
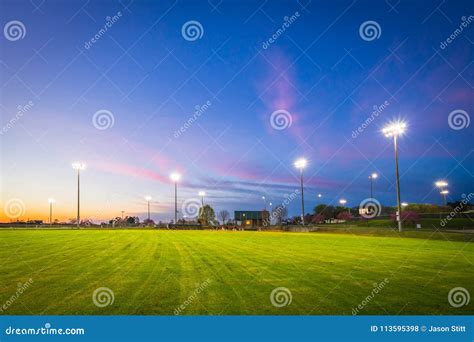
[{"left": 0, "top": 0, "right": 473, "bottom": 223}]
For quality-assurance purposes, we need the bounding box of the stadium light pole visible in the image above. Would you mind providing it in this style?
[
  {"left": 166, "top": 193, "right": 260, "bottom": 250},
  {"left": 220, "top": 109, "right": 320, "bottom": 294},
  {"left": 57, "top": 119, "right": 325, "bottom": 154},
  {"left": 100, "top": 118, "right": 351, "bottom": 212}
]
[
  {"left": 145, "top": 196, "right": 152, "bottom": 221},
  {"left": 294, "top": 158, "right": 307, "bottom": 225},
  {"left": 435, "top": 181, "right": 449, "bottom": 205},
  {"left": 170, "top": 173, "right": 181, "bottom": 223},
  {"left": 369, "top": 173, "right": 378, "bottom": 198},
  {"left": 382, "top": 121, "right": 406, "bottom": 232},
  {"left": 199, "top": 191, "right": 206, "bottom": 207},
  {"left": 72, "top": 162, "right": 86, "bottom": 228},
  {"left": 339, "top": 199, "right": 348, "bottom": 212},
  {"left": 262, "top": 196, "right": 266, "bottom": 211},
  {"left": 440, "top": 190, "right": 449, "bottom": 206},
  {"left": 48, "top": 198, "right": 55, "bottom": 225}
]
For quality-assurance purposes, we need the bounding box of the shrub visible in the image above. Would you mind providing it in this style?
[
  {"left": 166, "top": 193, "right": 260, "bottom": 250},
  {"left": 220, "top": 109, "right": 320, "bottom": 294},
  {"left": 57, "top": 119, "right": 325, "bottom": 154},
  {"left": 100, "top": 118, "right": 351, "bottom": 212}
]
[{"left": 390, "top": 211, "right": 420, "bottom": 225}]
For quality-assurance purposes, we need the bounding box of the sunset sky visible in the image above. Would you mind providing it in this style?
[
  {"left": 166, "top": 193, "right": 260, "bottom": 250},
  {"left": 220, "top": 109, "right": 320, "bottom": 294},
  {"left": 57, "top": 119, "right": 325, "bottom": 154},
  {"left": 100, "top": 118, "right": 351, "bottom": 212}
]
[{"left": 1, "top": 0, "right": 473, "bottom": 222}]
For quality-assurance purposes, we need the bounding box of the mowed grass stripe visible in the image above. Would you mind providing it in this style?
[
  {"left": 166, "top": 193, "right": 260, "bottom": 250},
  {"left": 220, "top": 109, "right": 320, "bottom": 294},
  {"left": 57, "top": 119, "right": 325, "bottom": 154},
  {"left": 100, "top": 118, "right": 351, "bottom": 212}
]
[{"left": 0, "top": 230, "right": 472, "bottom": 315}]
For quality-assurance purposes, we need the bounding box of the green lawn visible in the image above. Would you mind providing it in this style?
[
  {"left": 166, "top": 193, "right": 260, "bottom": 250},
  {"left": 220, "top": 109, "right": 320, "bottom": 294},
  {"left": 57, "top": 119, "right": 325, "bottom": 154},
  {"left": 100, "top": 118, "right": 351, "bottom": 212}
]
[{"left": 0, "top": 229, "right": 473, "bottom": 315}]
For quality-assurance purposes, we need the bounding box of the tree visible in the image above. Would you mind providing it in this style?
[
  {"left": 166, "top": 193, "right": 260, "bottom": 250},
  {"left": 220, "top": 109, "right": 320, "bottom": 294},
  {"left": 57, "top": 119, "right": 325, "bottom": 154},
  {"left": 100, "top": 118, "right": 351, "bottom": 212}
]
[
  {"left": 312, "top": 213, "right": 325, "bottom": 224},
  {"left": 199, "top": 204, "right": 216, "bottom": 226},
  {"left": 272, "top": 205, "right": 288, "bottom": 224},
  {"left": 337, "top": 211, "right": 352, "bottom": 221},
  {"left": 314, "top": 204, "right": 335, "bottom": 219},
  {"left": 390, "top": 211, "right": 420, "bottom": 225},
  {"left": 218, "top": 210, "right": 230, "bottom": 224},
  {"left": 143, "top": 218, "right": 155, "bottom": 226}
]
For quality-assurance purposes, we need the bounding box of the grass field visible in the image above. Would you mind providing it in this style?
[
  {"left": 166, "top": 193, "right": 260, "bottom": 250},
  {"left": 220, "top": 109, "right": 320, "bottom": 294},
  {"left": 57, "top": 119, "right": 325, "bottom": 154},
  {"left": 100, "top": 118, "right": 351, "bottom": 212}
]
[{"left": 0, "top": 229, "right": 473, "bottom": 315}]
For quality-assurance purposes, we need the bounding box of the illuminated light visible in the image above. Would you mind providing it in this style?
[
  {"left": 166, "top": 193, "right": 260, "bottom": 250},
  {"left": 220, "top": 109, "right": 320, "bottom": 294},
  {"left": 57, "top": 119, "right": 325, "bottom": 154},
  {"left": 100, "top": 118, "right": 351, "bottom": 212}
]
[
  {"left": 72, "top": 162, "right": 86, "bottom": 170},
  {"left": 170, "top": 172, "right": 181, "bottom": 182},
  {"left": 435, "top": 180, "right": 448, "bottom": 188},
  {"left": 294, "top": 158, "right": 308, "bottom": 169},
  {"left": 382, "top": 121, "right": 407, "bottom": 137}
]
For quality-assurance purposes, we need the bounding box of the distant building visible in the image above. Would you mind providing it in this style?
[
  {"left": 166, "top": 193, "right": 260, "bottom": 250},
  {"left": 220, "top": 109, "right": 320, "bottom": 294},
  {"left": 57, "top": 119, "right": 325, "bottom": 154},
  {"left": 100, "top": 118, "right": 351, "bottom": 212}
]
[{"left": 234, "top": 211, "right": 270, "bottom": 228}]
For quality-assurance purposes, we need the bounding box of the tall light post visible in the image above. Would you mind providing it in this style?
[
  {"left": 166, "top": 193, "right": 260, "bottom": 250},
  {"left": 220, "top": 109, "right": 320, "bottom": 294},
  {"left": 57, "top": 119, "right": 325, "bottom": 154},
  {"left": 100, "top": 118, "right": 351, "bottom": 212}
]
[
  {"left": 382, "top": 121, "right": 406, "bottom": 232},
  {"left": 198, "top": 191, "right": 206, "bottom": 207},
  {"left": 262, "top": 196, "right": 266, "bottom": 211},
  {"left": 435, "top": 181, "right": 449, "bottom": 205},
  {"left": 294, "top": 158, "right": 307, "bottom": 225},
  {"left": 440, "top": 190, "right": 449, "bottom": 206},
  {"left": 369, "top": 173, "right": 378, "bottom": 198},
  {"left": 72, "top": 162, "right": 86, "bottom": 228},
  {"left": 48, "top": 198, "right": 55, "bottom": 225},
  {"left": 339, "top": 199, "right": 348, "bottom": 212},
  {"left": 170, "top": 172, "right": 181, "bottom": 223},
  {"left": 145, "top": 196, "right": 152, "bottom": 221}
]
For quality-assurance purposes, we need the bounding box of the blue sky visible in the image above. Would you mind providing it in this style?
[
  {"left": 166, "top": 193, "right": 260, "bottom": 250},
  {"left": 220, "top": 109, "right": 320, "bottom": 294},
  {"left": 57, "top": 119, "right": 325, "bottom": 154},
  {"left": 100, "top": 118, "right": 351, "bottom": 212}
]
[{"left": 1, "top": 0, "right": 473, "bottom": 222}]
